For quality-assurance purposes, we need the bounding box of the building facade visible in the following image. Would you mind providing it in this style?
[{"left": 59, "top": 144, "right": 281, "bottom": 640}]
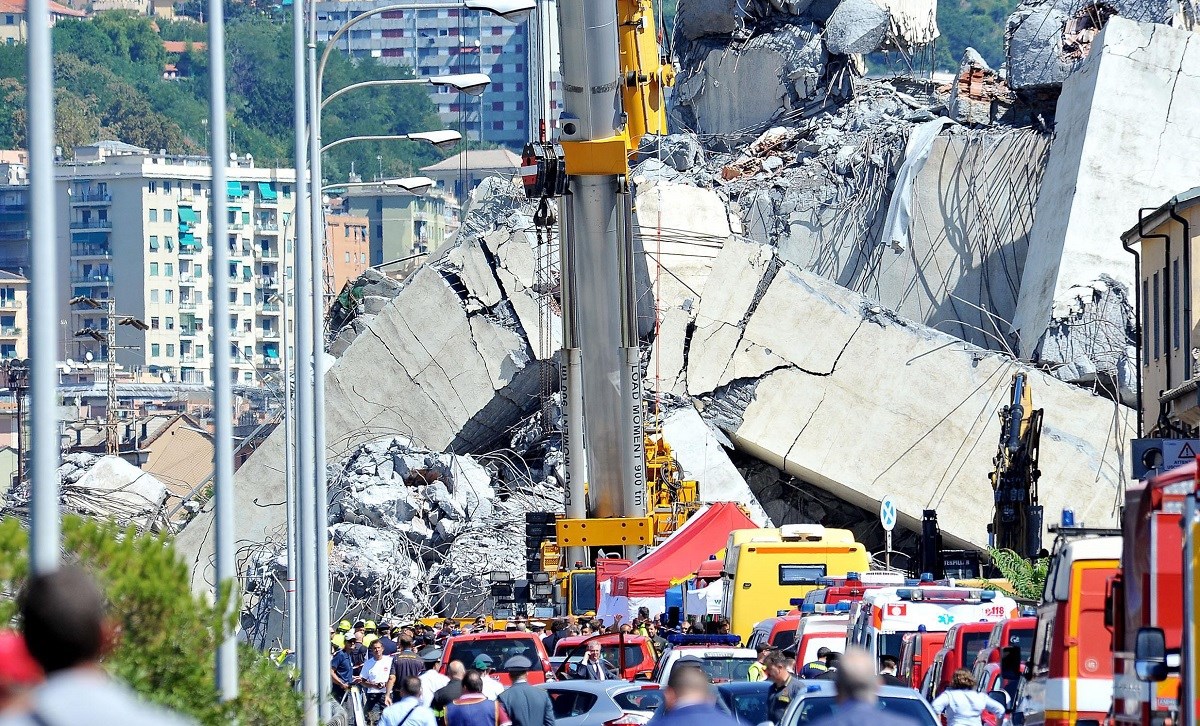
[
  {"left": 1124, "top": 187, "right": 1200, "bottom": 436},
  {"left": 0, "top": 0, "right": 86, "bottom": 46},
  {"left": 54, "top": 141, "right": 296, "bottom": 386},
  {"left": 0, "top": 270, "right": 28, "bottom": 360},
  {"left": 325, "top": 212, "right": 370, "bottom": 292},
  {"left": 313, "top": 1, "right": 560, "bottom": 149},
  {"left": 419, "top": 148, "right": 520, "bottom": 206},
  {"left": 343, "top": 184, "right": 446, "bottom": 269}
]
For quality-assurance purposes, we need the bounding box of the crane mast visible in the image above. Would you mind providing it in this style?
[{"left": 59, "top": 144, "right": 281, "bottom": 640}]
[{"left": 524, "top": 0, "right": 674, "bottom": 560}]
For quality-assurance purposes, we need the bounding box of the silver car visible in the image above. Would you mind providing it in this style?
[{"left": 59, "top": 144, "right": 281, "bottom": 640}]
[
  {"left": 777, "top": 681, "right": 939, "bottom": 726},
  {"left": 536, "top": 680, "right": 665, "bottom": 726}
]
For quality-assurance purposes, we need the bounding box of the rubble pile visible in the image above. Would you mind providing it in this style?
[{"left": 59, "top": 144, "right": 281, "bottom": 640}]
[
  {"left": 325, "top": 436, "right": 562, "bottom": 619},
  {"left": 3, "top": 453, "right": 169, "bottom": 532}
]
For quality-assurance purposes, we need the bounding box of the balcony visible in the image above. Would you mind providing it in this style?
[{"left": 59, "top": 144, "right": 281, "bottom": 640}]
[
  {"left": 0, "top": 229, "right": 30, "bottom": 241},
  {"left": 258, "top": 302, "right": 280, "bottom": 313},
  {"left": 0, "top": 300, "right": 23, "bottom": 309},
  {"left": 0, "top": 326, "right": 21, "bottom": 337},
  {"left": 0, "top": 201, "right": 27, "bottom": 214},
  {"left": 179, "top": 327, "right": 201, "bottom": 337},
  {"left": 179, "top": 300, "right": 199, "bottom": 311},
  {"left": 71, "top": 273, "right": 112, "bottom": 285},
  {"left": 70, "top": 219, "right": 113, "bottom": 231},
  {"left": 255, "top": 277, "right": 279, "bottom": 290},
  {"left": 260, "top": 358, "right": 281, "bottom": 371},
  {"left": 71, "top": 244, "right": 111, "bottom": 258},
  {"left": 259, "top": 330, "right": 279, "bottom": 340},
  {"left": 180, "top": 354, "right": 199, "bottom": 363},
  {"left": 70, "top": 192, "right": 111, "bottom": 205},
  {"left": 255, "top": 223, "right": 280, "bottom": 233},
  {"left": 179, "top": 277, "right": 197, "bottom": 288},
  {"left": 179, "top": 246, "right": 199, "bottom": 257}
]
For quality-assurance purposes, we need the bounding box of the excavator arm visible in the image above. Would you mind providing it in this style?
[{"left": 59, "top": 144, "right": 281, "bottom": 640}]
[{"left": 989, "top": 372, "right": 1045, "bottom": 558}]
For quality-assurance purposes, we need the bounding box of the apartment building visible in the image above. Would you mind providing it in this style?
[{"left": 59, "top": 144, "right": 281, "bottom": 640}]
[
  {"left": 313, "top": 1, "right": 560, "bottom": 149},
  {"left": 343, "top": 184, "right": 446, "bottom": 269},
  {"left": 56, "top": 140, "right": 296, "bottom": 386},
  {"left": 0, "top": 271, "right": 27, "bottom": 360},
  {"left": 325, "top": 212, "right": 370, "bottom": 292},
  {"left": 0, "top": 0, "right": 86, "bottom": 46},
  {"left": 1124, "top": 187, "right": 1200, "bottom": 436}
]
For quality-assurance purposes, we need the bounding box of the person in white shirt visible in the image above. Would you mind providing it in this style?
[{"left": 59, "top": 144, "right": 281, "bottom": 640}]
[
  {"left": 472, "top": 655, "right": 505, "bottom": 699},
  {"left": 931, "top": 669, "right": 1006, "bottom": 726},
  {"left": 417, "top": 649, "right": 449, "bottom": 707},
  {"left": 357, "top": 640, "right": 394, "bottom": 721},
  {"left": 379, "top": 676, "right": 437, "bottom": 726}
]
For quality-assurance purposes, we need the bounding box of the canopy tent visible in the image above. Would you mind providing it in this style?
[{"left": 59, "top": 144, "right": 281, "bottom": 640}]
[{"left": 612, "top": 502, "right": 757, "bottom": 598}]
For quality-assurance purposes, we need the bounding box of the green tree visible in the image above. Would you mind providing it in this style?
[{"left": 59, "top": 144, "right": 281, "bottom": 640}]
[
  {"left": 0, "top": 517, "right": 304, "bottom": 725},
  {"left": 988, "top": 547, "right": 1049, "bottom": 601}
]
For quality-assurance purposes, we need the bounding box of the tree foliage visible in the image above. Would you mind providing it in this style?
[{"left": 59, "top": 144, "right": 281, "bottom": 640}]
[
  {"left": 0, "top": 517, "right": 304, "bottom": 724},
  {"left": 988, "top": 547, "right": 1049, "bottom": 601},
  {"left": 0, "top": 10, "right": 450, "bottom": 177}
]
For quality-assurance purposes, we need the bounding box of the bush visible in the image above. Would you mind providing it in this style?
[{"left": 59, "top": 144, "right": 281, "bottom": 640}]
[
  {"left": 0, "top": 517, "right": 304, "bottom": 724},
  {"left": 988, "top": 547, "right": 1049, "bottom": 601}
]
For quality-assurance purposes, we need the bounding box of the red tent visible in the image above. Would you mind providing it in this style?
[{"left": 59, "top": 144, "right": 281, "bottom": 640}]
[{"left": 611, "top": 502, "right": 757, "bottom": 598}]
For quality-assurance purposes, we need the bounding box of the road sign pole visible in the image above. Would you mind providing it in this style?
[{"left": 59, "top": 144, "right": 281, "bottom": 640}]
[{"left": 880, "top": 495, "right": 897, "bottom": 572}]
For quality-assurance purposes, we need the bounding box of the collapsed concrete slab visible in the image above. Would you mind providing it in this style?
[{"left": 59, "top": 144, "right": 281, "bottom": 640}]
[
  {"left": 675, "top": 239, "right": 1130, "bottom": 547},
  {"left": 176, "top": 205, "right": 549, "bottom": 591},
  {"left": 1012, "top": 18, "right": 1200, "bottom": 377}
]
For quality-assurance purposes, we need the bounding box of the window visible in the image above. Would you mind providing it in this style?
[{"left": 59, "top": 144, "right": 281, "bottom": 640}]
[
  {"left": 245, "top": 371, "right": 254, "bottom": 382},
  {"left": 148, "top": 209, "right": 158, "bottom": 222},
  {"left": 165, "top": 290, "right": 174, "bottom": 303},
  {"left": 243, "top": 320, "right": 252, "bottom": 333},
  {"left": 243, "top": 292, "right": 251, "bottom": 306},
  {"left": 360, "top": 253, "right": 366, "bottom": 264},
  {"left": 242, "top": 211, "right": 250, "bottom": 224},
  {"left": 164, "top": 181, "right": 172, "bottom": 194},
  {"left": 148, "top": 181, "right": 157, "bottom": 193},
  {"left": 151, "top": 343, "right": 160, "bottom": 357},
  {"left": 149, "top": 263, "right": 159, "bottom": 276},
  {"left": 164, "top": 263, "right": 173, "bottom": 277},
  {"left": 166, "top": 344, "right": 175, "bottom": 357},
  {"left": 165, "top": 317, "right": 175, "bottom": 330},
  {"left": 282, "top": 184, "right": 291, "bottom": 198},
  {"left": 150, "top": 289, "right": 159, "bottom": 303},
  {"left": 1144, "top": 279, "right": 1151, "bottom": 365},
  {"left": 149, "top": 236, "right": 159, "bottom": 251},
  {"left": 229, "top": 315, "right": 238, "bottom": 329},
  {"left": 344, "top": 252, "right": 351, "bottom": 262},
  {"left": 1153, "top": 272, "right": 1161, "bottom": 360},
  {"left": 150, "top": 317, "right": 159, "bottom": 329},
  {"left": 165, "top": 235, "right": 173, "bottom": 250},
  {"left": 196, "top": 345, "right": 204, "bottom": 357},
  {"left": 164, "top": 209, "right": 173, "bottom": 222},
  {"left": 192, "top": 183, "right": 201, "bottom": 196},
  {"left": 778, "top": 564, "right": 827, "bottom": 585},
  {"left": 243, "top": 345, "right": 252, "bottom": 358},
  {"left": 1174, "top": 258, "right": 1181, "bottom": 351}
]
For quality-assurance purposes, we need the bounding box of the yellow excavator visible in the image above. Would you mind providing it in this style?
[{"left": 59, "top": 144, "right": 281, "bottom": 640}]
[{"left": 988, "top": 371, "right": 1045, "bottom": 558}]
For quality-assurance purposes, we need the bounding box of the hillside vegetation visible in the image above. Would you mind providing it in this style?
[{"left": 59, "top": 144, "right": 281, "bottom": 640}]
[{"left": 0, "top": 11, "right": 448, "bottom": 181}]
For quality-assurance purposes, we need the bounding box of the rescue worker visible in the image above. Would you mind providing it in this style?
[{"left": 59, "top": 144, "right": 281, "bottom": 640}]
[
  {"left": 747, "top": 643, "right": 773, "bottom": 681},
  {"left": 357, "top": 639, "right": 393, "bottom": 722},
  {"left": 431, "top": 662, "right": 466, "bottom": 726},
  {"left": 497, "top": 657, "right": 553, "bottom": 726},
  {"left": 931, "top": 669, "right": 1006, "bottom": 726},
  {"left": 801, "top": 646, "right": 832, "bottom": 678},
  {"left": 331, "top": 636, "right": 356, "bottom": 702},
  {"left": 472, "top": 655, "right": 504, "bottom": 699},
  {"left": 418, "top": 648, "right": 449, "bottom": 707},
  {"left": 765, "top": 651, "right": 805, "bottom": 724},
  {"left": 364, "top": 621, "right": 380, "bottom": 649},
  {"left": 378, "top": 623, "right": 398, "bottom": 656},
  {"left": 386, "top": 635, "right": 427, "bottom": 707},
  {"left": 446, "top": 672, "right": 511, "bottom": 726}
]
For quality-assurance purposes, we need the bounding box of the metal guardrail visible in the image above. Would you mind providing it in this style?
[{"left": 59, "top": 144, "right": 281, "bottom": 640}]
[{"left": 69, "top": 220, "right": 113, "bottom": 230}]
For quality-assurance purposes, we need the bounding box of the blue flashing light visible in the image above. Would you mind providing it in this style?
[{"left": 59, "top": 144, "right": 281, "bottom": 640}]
[
  {"left": 896, "top": 588, "right": 915, "bottom": 600},
  {"left": 1061, "top": 509, "right": 1076, "bottom": 527},
  {"left": 806, "top": 684, "right": 824, "bottom": 693},
  {"left": 919, "top": 572, "right": 934, "bottom": 583},
  {"left": 1020, "top": 606, "right": 1036, "bottom": 617},
  {"left": 979, "top": 591, "right": 996, "bottom": 602},
  {"left": 836, "top": 601, "right": 851, "bottom": 612},
  {"left": 790, "top": 598, "right": 806, "bottom": 606},
  {"left": 777, "top": 610, "right": 790, "bottom": 616},
  {"left": 801, "top": 604, "right": 816, "bottom": 614},
  {"left": 904, "top": 579, "right": 920, "bottom": 586},
  {"left": 917, "top": 625, "right": 928, "bottom": 632},
  {"left": 817, "top": 577, "right": 839, "bottom": 586},
  {"left": 846, "top": 572, "right": 861, "bottom": 580},
  {"left": 665, "top": 634, "right": 742, "bottom": 647}
]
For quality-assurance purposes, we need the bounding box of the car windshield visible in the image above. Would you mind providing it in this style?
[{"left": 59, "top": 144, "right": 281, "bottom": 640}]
[
  {"left": 557, "top": 644, "right": 647, "bottom": 669},
  {"left": 1008, "top": 629, "right": 1035, "bottom": 660},
  {"left": 879, "top": 633, "right": 906, "bottom": 659},
  {"left": 446, "top": 636, "right": 541, "bottom": 669},
  {"left": 793, "top": 697, "right": 936, "bottom": 726},
  {"left": 613, "top": 690, "right": 664, "bottom": 713},
  {"left": 694, "top": 656, "right": 756, "bottom": 683},
  {"left": 962, "top": 632, "right": 992, "bottom": 665},
  {"left": 772, "top": 629, "right": 797, "bottom": 651}
]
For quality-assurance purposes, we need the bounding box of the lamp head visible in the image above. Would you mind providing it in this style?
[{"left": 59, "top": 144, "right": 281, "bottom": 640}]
[
  {"left": 406, "top": 130, "right": 462, "bottom": 149},
  {"left": 430, "top": 73, "right": 491, "bottom": 97},
  {"left": 463, "top": 0, "right": 534, "bottom": 21}
]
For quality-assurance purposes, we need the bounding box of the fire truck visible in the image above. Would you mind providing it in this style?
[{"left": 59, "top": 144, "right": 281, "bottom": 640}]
[
  {"left": 1114, "top": 460, "right": 1194, "bottom": 726},
  {"left": 1017, "top": 531, "right": 1120, "bottom": 726}
]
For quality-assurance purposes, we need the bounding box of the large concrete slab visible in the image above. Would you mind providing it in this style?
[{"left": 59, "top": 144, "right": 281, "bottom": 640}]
[
  {"left": 176, "top": 226, "right": 547, "bottom": 590},
  {"left": 660, "top": 406, "right": 771, "bottom": 525},
  {"left": 1012, "top": 18, "right": 1200, "bottom": 357},
  {"left": 678, "top": 239, "right": 1131, "bottom": 547}
]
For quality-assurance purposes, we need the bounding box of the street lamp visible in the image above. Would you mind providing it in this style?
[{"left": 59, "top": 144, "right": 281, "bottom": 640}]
[
  {"left": 321, "top": 76, "right": 491, "bottom": 109},
  {"left": 320, "top": 130, "right": 463, "bottom": 155}
]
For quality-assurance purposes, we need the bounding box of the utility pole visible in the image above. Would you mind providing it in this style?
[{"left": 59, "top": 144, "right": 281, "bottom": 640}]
[{"left": 70, "top": 296, "right": 147, "bottom": 456}]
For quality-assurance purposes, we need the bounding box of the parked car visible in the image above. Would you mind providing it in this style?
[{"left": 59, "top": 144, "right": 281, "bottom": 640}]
[
  {"left": 777, "top": 681, "right": 939, "bottom": 726},
  {"left": 746, "top": 616, "right": 804, "bottom": 654},
  {"left": 439, "top": 631, "right": 553, "bottom": 686},
  {"left": 716, "top": 681, "right": 773, "bottom": 725},
  {"left": 553, "top": 634, "right": 657, "bottom": 680},
  {"left": 537, "top": 680, "right": 664, "bottom": 726},
  {"left": 652, "top": 635, "right": 757, "bottom": 686}
]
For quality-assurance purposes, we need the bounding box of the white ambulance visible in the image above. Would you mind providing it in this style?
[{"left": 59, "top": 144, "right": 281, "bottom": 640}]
[{"left": 846, "top": 586, "right": 1020, "bottom": 663}]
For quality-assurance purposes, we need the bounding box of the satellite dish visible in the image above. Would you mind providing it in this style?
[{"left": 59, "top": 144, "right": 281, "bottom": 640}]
[
  {"left": 57, "top": 363, "right": 69, "bottom": 374},
  {"left": 84, "top": 351, "right": 94, "bottom": 362},
  {"left": 66, "top": 358, "right": 77, "bottom": 367},
  {"left": 161, "top": 371, "right": 174, "bottom": 384}
]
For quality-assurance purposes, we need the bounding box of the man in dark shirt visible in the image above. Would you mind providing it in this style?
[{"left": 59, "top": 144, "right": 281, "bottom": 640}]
[
  {"left": 878, "top": 655, "right": 908, "bottom": 688},
  {"left": 805, "top": 649, "right": 922, "bottom": 726},
  {"left": 345, "top": 633, "right": 367, "bottom": 676},
  {"left": 431, "top": 661, "right": 466, "bottom": 726},
  {"left": 331, "top": 638, "right": 356, "bottom": 701},
  {"left": 378, "top": 623, "right": 399, "bottom": 656},
  {"left": 386, "top": 634, "right": 427, "bottom": 706},
  {"left": 766, "top": 651, "right": 806, "bottom": 723}
]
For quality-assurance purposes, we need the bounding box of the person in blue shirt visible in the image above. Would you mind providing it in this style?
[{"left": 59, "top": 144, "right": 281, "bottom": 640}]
[
  {"left": 331, "top": 637, "right": 356, "bottom": 702},
  {"left": 805, "top": 649, "right": 924, "bottom": 726},
  {"left": 648, "top": 660, "right": 740, "bottom": 726}
]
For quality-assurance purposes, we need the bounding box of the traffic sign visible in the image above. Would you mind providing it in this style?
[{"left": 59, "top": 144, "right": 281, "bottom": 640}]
[
  {"left": 1162, "top": 439, "right": 1200, "bottom": 472},
  {"left": 880, "top": 496, "right": 897, "bottom": 532}
]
